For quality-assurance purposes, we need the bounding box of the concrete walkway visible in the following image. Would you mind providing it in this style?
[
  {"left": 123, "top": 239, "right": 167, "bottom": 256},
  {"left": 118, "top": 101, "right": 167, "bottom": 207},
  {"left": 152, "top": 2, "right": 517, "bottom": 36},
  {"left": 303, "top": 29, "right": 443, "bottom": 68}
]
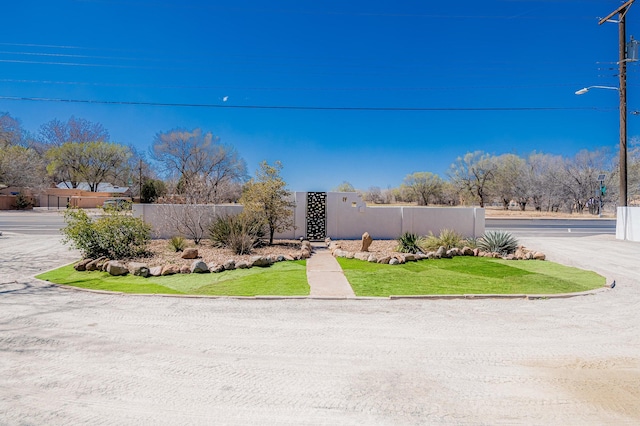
[{"left": 306, "top": 243, "right": 356, "bottom": 298}]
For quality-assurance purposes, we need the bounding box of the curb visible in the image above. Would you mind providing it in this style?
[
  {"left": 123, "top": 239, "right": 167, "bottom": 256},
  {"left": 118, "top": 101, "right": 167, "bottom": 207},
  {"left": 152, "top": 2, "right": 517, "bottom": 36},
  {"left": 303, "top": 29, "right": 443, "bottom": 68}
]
[{"left": 41, "top": 281, "right": 612, "bottom": 301}]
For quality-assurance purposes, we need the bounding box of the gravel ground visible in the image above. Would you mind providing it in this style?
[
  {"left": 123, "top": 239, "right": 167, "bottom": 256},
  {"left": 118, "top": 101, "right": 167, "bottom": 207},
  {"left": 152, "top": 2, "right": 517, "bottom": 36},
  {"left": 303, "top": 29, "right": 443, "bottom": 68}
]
[{"left": 1, "top": 231, "right": 639, "bottom": 425}]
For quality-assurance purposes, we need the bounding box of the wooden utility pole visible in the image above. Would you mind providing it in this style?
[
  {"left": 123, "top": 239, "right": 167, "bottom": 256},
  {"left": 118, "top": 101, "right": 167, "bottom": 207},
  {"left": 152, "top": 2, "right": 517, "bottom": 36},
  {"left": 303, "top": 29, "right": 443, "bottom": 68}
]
[{"left": 599, "top": 0, "right": 635, "bottom": 207}]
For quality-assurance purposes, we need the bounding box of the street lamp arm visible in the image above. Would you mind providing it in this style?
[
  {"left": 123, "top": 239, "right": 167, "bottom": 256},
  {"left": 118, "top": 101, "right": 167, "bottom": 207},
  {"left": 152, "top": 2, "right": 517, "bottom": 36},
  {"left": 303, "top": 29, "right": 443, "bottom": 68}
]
[{"left": 575, "top": 86, "right": 620, "bottom": 95}]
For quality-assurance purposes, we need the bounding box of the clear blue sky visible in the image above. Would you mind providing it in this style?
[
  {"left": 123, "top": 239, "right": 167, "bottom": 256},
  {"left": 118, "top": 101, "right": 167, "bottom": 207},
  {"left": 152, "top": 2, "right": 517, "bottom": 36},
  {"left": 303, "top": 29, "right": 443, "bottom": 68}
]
[{"left": 1, "top": 0, "right": 638, "bottom": 191}]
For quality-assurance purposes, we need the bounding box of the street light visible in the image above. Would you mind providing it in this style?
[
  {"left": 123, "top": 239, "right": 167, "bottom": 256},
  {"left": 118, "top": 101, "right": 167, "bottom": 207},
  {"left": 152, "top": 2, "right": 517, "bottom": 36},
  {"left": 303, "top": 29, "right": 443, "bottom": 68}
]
[{"left": 574, "top": 86, "right": 619, "bottom": 95}]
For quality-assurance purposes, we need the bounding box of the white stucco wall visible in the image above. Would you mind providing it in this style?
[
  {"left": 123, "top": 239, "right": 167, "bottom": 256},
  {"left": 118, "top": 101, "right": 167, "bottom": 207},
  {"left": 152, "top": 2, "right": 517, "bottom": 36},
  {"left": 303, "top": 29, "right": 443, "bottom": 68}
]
[
  {"left": 134, "top": 192, "right": 485, "bottom": 240},
  {"left": 616, "top": 207, "right": 640, "bottom": 241}
]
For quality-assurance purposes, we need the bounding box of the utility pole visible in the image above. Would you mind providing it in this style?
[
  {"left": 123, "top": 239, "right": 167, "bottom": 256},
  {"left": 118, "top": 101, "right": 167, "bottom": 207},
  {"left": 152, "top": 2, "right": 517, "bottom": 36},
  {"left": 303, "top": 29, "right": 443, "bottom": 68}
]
[
  {"left": 599, "top": 0, "right": 635, "bottom": 207},
  {"left": 139, "top": 158, "right": 143, "bottom": 202}
]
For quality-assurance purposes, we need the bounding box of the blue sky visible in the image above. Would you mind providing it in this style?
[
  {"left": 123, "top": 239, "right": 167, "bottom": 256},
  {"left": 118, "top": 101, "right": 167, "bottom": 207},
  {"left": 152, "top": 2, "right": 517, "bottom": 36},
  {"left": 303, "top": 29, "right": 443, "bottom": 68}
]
[{"left": 1, "top": 0, "right": 638, "bottom": 190}]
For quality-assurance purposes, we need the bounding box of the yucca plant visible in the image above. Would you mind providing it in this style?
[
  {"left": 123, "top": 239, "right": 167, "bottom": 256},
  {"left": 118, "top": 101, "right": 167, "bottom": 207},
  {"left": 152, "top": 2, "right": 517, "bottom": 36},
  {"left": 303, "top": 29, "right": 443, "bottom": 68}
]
[
  {"left": 396, "top": 232, "right": 425, "bottom": 254},
  {"left": 168, "top": 235, "right": 187, "bottom": 252},
  {"left": 421, "top": 229, "right": 464, "bottom": 251},
  {"left": 478, "top": 230, "right": 518, "bottom": 255}
]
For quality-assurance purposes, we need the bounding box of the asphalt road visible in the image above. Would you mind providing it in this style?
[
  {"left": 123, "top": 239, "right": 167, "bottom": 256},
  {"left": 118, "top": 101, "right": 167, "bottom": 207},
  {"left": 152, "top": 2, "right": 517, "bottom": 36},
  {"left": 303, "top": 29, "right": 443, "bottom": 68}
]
[
  {"left": 0, "top": 210, "right": 67, "bottom": 235},
  {"left": 486, "top": 218, "right": 616, "bottom": 238}
]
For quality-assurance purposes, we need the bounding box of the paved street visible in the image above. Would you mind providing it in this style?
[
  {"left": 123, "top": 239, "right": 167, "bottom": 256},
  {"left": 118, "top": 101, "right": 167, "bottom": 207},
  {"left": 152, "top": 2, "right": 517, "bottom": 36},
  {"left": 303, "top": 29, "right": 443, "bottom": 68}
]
[{"left": 1, "top": 213, "right": 639, "bottom": 425}]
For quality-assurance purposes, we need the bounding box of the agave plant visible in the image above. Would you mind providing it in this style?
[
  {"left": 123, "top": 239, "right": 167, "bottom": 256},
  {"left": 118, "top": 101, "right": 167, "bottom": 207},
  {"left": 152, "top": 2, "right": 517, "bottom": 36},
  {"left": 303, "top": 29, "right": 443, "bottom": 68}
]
[
  {"left": 478, "top": 230, "right": 518, "bottom": 255},
  {"left": 396, "top": 232, "right": 425, "bottom": 254}
]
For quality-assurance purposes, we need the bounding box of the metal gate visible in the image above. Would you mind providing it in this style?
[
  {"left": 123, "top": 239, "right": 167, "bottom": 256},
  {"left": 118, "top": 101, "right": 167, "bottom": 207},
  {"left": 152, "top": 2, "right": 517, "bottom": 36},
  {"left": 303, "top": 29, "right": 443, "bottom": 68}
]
[{"left": 306, "top": 192, "right": 327, "bottom": 240}]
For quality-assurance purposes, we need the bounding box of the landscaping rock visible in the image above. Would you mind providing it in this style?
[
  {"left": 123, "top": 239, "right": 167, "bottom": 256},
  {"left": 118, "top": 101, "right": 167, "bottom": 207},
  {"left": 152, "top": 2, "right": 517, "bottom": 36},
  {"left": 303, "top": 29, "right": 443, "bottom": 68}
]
[
  {"left": 447, "top": 248, "right": 461, "bottom": 257},
  {"left": 181, "top": 248, "right": 198, "bottom": 259},
  {"left": 128, "top": 262, "right": 150, "bottom": 277},
  {"left": 275, "top": 255, "right": 285, "bottom": 262},
  {"left": 462, "top": 247, "right": 474, "bottom": 256},
  {"left": 208, "top": 263, "right": 225, "bottom": 273},
  {"left": 180, "top": 265, "right": 191, "bottom": 274},
  {"left": 361, "top": 232, "right": 373, "bottom": 252},
  {"left": 161, "top": 264, "right": 180, "bottom": 276},
  {"left": 354, "top": 252, "right": 369, "bottom": 261},
  {"left": 236, "top": 261, "right": 250, "bottom": 269},
  {"left": 85, "top": 256, "right": 106, "bottom": 271},
  {"left": 74, "top": 258, "right": 93, "bottom": 271},
  {"left": 250, "top": 256, "right": 272, "bottom": 267},
  {"left": 223, "top": 260, "right": 236, "bottom": 270},
  {"left": 533, "top": 252, "right": 546, "bottom": 260},
  {"left": 367, "top": 254, "right": 378, "bottom": 263},
  {"left": 333, "top": 249, "right": 348, "bottom": 258},
  {"left": 389, "top": 258, "right": 400, "bottom": 265},
  {"left": 404, "top": 254, "right": 416, "bottom": 262},
  {"left": 436, "top": 246, "right": 450, "bottom": 259},
  {"left": 106, "top": 261, "right": 128, "bottom": 276},
  {"left": 190, "top": 260, "right": 209, "bottom": 273},
  {"left": 377, "top": 256, "right": 391, "bottom": 264},
  {"left": 345, "top": 251, "right": 355, "bottom": 259},
  {"left": 283, "top": 254, "right": 295, "bottom": 261},
  {"left": 149, "top": 266, "right": 162, "bottom": 277}
]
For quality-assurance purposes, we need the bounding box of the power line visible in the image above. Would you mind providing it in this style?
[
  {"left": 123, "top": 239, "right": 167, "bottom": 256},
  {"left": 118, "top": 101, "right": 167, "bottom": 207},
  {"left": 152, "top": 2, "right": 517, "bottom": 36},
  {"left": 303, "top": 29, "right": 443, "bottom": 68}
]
[{"left": 0, "top": 95, "right": 615, "bottom": 112}]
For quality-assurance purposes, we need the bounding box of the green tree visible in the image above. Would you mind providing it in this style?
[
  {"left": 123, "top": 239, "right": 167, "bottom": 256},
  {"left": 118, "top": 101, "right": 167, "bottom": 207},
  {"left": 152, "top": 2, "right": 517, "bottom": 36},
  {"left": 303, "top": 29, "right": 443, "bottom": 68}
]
[
  {"left": 140, "top": 179, "right": 167, "bottom": 203},
  {"left": 333, "top": 181, "right": 356, "bottom": 192},
  {"left": 240, "top": 161, "right": 295, "bottom": 245},
  {"left": 46, "top": 141, "right": 131, "bottom": 191},
  {"left": 402, "top": 172, "right": 444, "bottom": 206}
]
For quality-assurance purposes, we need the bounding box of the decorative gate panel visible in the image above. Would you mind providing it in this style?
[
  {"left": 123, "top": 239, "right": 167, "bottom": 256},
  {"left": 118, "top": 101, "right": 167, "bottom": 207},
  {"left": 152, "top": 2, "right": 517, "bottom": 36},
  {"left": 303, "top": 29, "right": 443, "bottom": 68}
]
[{"left": 306, "top": 192, "right": 327, "bottom": 240}]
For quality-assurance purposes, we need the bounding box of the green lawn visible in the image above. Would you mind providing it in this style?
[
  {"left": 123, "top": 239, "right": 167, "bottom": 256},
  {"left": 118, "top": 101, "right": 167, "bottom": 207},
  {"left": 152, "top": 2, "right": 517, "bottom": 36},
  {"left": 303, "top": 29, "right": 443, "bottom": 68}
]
[
  {"left": 37, "top": 260, "right": 309, "bottom": 296},
  {"left": 337, "top": 257, "right": 605, "bottom": 297}
]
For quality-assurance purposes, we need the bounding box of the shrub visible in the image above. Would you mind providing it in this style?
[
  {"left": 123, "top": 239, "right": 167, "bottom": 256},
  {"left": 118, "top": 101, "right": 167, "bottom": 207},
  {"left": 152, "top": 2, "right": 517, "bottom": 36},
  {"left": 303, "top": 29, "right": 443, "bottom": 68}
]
[
  {"left": 421, "top": 229, "right": 464, "bottom": 251},
  {"left": 209, "top": 212, "right": 265, "bottom": 255},
  {"left": 396, "top": 232, "right": 425, "bottom": 254},
  {"left": 14, "top": 193, "right": 33, "bottom": 210},
  {"left": 478, "top": 230, "right": 519, "bottom": 255},
  {"left": 463, "top": 236, "right": 480, "bottom": 249},
  {"left": 168, "top": 235, "right": 187, "bottom": 252},
  {"left": 62, "top": 208, "right": 151, "bottom": 259}
]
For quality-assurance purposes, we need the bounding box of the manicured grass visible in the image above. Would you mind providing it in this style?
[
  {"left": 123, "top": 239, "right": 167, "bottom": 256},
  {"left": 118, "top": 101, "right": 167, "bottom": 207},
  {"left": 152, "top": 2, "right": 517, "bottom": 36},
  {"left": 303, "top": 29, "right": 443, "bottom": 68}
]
[
  {"left": 337, "top": 256, "right": 605, "bottom": 297},
  {"left": 37, "top": 260, "right": 309, "bottom": 296}
]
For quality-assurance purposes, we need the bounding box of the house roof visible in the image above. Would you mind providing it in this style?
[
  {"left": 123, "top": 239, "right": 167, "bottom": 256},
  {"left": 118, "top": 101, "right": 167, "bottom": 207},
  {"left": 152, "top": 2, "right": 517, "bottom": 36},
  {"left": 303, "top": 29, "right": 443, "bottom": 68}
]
[{"left": 56, "top": 182, "right": 130, "bottom": 193}]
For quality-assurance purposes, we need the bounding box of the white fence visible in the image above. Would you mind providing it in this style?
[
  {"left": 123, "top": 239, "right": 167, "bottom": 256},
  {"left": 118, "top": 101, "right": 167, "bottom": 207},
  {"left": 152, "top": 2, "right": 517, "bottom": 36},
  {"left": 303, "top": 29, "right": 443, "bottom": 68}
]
[
  {"left": 616, "top": 207, "right": 640, "bottom": 241},
  {"left": 133, "top": 192, "right": 485, "bottom": 240}
]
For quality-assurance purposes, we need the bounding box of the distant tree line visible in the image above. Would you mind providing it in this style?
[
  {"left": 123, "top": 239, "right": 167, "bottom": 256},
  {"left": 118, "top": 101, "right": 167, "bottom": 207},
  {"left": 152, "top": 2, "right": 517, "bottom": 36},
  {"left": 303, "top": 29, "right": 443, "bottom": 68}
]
[{"left": 3, "top": 109, "right": 640, "bottom": 214}]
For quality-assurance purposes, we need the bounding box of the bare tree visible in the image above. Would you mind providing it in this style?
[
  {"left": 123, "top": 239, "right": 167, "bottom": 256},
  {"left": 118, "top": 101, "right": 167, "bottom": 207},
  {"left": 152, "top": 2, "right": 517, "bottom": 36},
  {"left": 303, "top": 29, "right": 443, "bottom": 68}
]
[
  {"left": 37, "top": 116, "right": 110, "bottom": 146},
  {"left": 554, "top": 149, "right": 612, "bottom": 213},
  {"left": 0, "top": 146, "right": 49, "bottom": 188},
  {"left": 448, "top": 151, "right": 496, "bottom": 207},
  {"left": 0, "top": 112, "right": 24, "bottom": 148},
  {"left": 152, "top": 128, "right": 246, "bottom": 203}
]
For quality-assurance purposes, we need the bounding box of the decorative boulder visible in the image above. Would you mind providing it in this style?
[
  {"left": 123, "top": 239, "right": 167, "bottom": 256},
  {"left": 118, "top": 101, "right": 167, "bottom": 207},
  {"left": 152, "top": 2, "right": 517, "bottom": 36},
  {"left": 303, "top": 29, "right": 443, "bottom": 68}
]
[
  {"left": 461, "top": 247, "right": 474, "bottom": 256},
  {"left": 377, "top": 256, "right": 391, "bottom": 264},
  {"left": 74, "top": 258, "right": 93, "bottom": 271},
  {"left": 404, "top": 254, "right": 416, "bottom": 262},
  {"left": 236, "top": 261, "right": 250, "bottom": 269},
  {"left": 367, "top": 254, "right": 378, "bottom": 263},
  {"left": 283, "top": 254, "right": 295, "bottom": 261},
  {"left": 181, "top": 248, "right": 198, "bottom": 259},
  {"left": 208, "top": 263, "right": 224, "bottom": 273},
  {"left": 223, "top": 260, "right": 236, "bottom": 270},
  {"left": 389, "top": 258, "right": 400, "bottom": 265},
  {"left": 250, "top": 256, "right": 272, "bottom": 267},
  {"left": 533, "top": 252, "right": 546, "bottom": 260},
  {"left": 128, "top": 262, "right": 150, "bottom": 277},
  {"left": 191, "top": 260, "right": 209, "bottom": 273},
  {"left": 354, "top": 252, "right": 369, "bottom": 261},
  {"left": 106, "top": 261, "right": 128, "bottom": 276},
  {"left": 161, "top": 264, "right": 180, "bottom": 276},
  {"left": 149, "top": 266, "right": 163, "bottom": 277},
  {"left": 361, "top": 232, "right": 373, "bottom": 252},
  {"left": 179, "top": 265, "right": 191, "bottom": 274},
  {"left": 86, "top": 256, "right": 106, "bottom": 271},
  {"left": 435, "top": 246, "right": 449, "bottom": 259},
  {"left": 300, "top": 248, "right": 311, "bottom": 259}
]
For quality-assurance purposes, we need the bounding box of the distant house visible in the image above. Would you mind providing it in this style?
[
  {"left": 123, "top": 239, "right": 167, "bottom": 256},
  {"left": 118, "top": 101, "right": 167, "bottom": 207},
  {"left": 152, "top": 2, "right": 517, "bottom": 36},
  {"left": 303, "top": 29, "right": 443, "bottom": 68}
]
[{"left": 56, "top": 182, "right": 131, "bottom": 194}]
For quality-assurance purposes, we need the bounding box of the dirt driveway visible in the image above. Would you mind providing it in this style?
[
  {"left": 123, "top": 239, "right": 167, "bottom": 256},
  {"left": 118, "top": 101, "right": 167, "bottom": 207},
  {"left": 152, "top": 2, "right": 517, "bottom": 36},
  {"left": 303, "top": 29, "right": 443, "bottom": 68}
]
[{"left": 1, "top": 228, "right": 639, "bottom": 425}]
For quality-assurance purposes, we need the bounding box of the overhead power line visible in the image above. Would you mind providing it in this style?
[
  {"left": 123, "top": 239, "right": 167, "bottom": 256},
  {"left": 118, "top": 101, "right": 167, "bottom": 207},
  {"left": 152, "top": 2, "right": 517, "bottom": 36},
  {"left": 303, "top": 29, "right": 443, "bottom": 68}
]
[{"left": 0, "top": 95, "right": 615, "bottom": 112}]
